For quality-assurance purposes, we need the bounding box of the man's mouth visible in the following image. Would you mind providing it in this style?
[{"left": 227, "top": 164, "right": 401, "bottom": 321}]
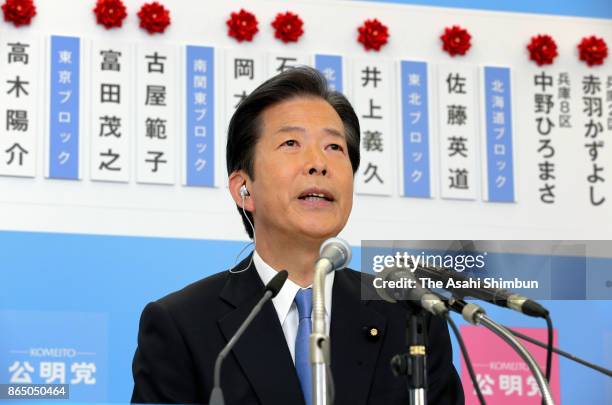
[{"left": 298, "top": 188, "right": 334, "bottom": 202}]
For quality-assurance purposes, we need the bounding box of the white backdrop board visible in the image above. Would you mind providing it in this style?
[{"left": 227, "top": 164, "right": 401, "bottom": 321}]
[{"left": 0, "top": 0, "right": 611, "bottom": 243}]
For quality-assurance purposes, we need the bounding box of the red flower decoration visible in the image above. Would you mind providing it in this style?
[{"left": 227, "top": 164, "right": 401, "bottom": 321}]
[
  {"left": 578, "top": 36, "right": 608, "bottom": 67},
  {"left": 137, "top": 2, "right": 170, "bottom": 34},
  {"left": 357, "top": 19, "right": 389, "bottom": 51},
  {"left": 227, "top": 9, "right": 258, "bottom": 42},
  {"left": 440, "top": 25, "right": 471, "bottom": 56},
  {"left": 527, "top": 34, "right": 558, "bottom": 66},
  {"left": 1, "top": 0, "right": 36, "bottom": 27},
  {"left": 271, "top": 11, "right": 304, "bottom": 43},
  {"left": 93, "top": 0, "right": 127, "bottom": 30}
]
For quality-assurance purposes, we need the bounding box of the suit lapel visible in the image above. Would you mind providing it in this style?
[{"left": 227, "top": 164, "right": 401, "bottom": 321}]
[
  {"left": 331, "top": 269, "right": 387, "bottom": 405},
  {"left": 217, "top": 255, "right": 305, "bottom": 405}
]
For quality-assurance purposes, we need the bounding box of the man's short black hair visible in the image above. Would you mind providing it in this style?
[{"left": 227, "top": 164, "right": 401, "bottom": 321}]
[{"left": 226, "top": 66, "right": 361, "bottom": 239}]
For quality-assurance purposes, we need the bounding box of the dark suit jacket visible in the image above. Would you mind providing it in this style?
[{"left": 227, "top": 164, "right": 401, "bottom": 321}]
[{"left": 131, "top": 255, "right": 464, "bottom": 404}]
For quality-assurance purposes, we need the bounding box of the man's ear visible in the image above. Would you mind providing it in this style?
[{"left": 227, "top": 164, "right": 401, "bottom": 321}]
[{"left": 229, "top": 171, "right": 254, "bottom": 211}]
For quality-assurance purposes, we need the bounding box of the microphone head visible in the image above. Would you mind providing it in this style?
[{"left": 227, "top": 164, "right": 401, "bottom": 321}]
[
  {"left": 377, "top": 267, "right": 449, "bottom": 316},
  {"left": 319, "top": 237, "right": 352, "bottom": 271},
  {"left": 266, "top": 270, "right": 288, "bottom": 297},
  {"left": 375, "top": 266, "right": 399, "bottom": 304},
  {"left": 377, "top": 266, "right": 421, "bottom": 303}
]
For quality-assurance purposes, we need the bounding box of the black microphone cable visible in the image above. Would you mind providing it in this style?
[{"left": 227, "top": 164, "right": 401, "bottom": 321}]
[
  {"left": 544, "top": 315, "right": 553, "bottom": 381},
  {"left": 538, "top": 314, "right": 554, "bottom": 405},
  {"left": 507, "top": 324, "right": 612, "bottom": 378},
  {"left": 444, "top": 313, "right": 486, "bottom": 405}
]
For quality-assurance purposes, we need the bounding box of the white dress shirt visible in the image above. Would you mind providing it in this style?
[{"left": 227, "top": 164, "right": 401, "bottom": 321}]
[{"left": 253, "top": 250, "right": 334, "bottom": 363}]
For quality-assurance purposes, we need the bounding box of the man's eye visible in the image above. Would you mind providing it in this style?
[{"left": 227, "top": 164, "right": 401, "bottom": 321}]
[
  {"left": 282, "top": 140, "right": 298, "bottom": 147},
  {"left": 328, "top": 143, "right": 344, "bottom": 152}
]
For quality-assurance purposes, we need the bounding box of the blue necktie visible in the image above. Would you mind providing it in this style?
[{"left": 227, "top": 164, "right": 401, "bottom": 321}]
[{"left": 294, "top": 288, "right": 313, "bottom": 405}]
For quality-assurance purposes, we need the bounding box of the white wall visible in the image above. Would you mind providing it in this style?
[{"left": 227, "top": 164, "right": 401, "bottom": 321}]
[{"left": 0, "top": 0, "right": 611, "bottom": 242}]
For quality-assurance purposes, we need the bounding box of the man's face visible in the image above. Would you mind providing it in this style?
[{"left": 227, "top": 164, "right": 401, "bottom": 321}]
[{"left": 249, "top": 96, "right": 354, "bottom": 242}]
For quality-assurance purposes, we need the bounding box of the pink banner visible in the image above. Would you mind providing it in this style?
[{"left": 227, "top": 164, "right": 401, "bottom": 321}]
[{"left": 460, "top": 325, "right": 561, "bottom": 404}]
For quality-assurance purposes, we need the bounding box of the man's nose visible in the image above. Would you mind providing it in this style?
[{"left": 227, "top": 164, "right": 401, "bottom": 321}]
[{"left": 304, "top": 145, "right": 327, "bottom": 176}]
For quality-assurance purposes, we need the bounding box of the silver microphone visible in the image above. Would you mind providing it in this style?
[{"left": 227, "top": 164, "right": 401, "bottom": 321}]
[
  {"left": 315, "top": 237, "right": 352, "bottom": 273},
  {"left": 377, "top": 267, "right": 449, "bottom": 317},
  {"left": 312, "top": 237, "right": 351, "bottom": 405}
]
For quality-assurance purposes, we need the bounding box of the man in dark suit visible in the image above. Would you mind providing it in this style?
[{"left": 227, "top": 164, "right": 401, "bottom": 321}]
[{"left": 131, "top": 66, "right": 464, "bottom": 405}]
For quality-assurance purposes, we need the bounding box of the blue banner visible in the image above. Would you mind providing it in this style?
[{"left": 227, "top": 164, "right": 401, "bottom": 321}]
[
  {"left": 315, "top": 54, "right": 343, "bottom": 93},
  {"left": 186, "top": 46, "right": 214, "bottom": 187},
  {"left": 1, "top": 231, "right": 611, "bottom": 403},
  {"left": 49, "top": 36, "right": 80, "bottom": 180},
  {"left": 0, "top": 310, "right": 107, "bottom": 402},
  {"left": 484, "top": 67, "right": 515, "bottom": 202},
  {"left": 401, "top": 61, "right": 430, "bottom": 198}
]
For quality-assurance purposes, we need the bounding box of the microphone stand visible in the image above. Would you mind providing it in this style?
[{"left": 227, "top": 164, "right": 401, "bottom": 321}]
[
  {"left": 210, "top": 270, "right": 288, "bottom": 405},
  {"left": 311, "top": 260, "right": 331, "bottom": 405},
  {"left": 311, "top": 237, "right": 351, "bottom": 405},
  {"left": 390, "top": 309, "right": 428, "bottom": 405},
  {"left": 459, "top": 301, "right": 555, "bottom": 405}
]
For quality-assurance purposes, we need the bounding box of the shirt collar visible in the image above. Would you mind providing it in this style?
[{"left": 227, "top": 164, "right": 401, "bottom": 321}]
[{"left": 253, "top": 250, "right": 334, "bottom": 325}]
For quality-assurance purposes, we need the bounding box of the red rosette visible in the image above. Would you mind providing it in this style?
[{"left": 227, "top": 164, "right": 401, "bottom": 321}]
[
  {"left": 227, "top": 9, "right": 259, "bottom": 42},
  {"left": 440, "top": 25, "right": 471, "bottom": 56},
  {"left": 527, "top": 34, "right": 558, "bottom": 66},
  {"left": 357, "top": 18, "right": 389, "bottom": 51},
  {"left": 1, "top": 0, "right": 36, "bottom": 27},
  {"left": 137, "top": 1, "right": 170, "bottom": 35},
  {"left": 93, "top": 0, "right": 127, "bottom": 30},
  {"left": 271, "top": 11, "right": 304, "bottom": 43},
  {"left": 578, "top": 35, "right": 608, "bottom": 67}
]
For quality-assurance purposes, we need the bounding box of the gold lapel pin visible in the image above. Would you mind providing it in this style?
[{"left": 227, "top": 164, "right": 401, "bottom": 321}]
[{"left": 363, "top": 326, "right": 380, "bottom": 341}]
